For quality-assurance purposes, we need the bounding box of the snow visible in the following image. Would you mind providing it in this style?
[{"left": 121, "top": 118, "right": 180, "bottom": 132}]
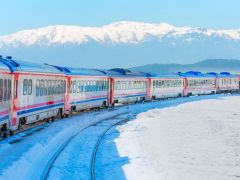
[
  {"left": 0, "top": 94, "right": 240, "bottom": 180},
  {"left": 1, "top": 21, "right": 240, "bottom": 48},
  {"left": 115, "top": 95, "right": 240, "bottom": 180},
  {"left": 0, "top": 107, "right": 128, "bottom": 180}
]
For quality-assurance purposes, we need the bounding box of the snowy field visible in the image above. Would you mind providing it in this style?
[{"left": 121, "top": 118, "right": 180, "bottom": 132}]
[
  {"left": 116, "top": 95, "right": 240, "bottom": 180},
  {"left": 0, "top": 94, "right": 239, "bottom": 180}
]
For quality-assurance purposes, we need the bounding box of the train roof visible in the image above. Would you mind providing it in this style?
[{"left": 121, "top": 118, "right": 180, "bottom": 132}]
[
  {"left": 0, "top": 58, "right": 11, "bottom": 72},
  {"left": 178, "top": 71, "right": 216, "bottom": 78},
  {"left": 48, "top": 65, "right": 107, "bottom": 76},
  {"left": 103, "top": 68, "right": 147, "bottom": 77},
  {"left": 0, "top": 56, "right": 63, "bottom": 74},
  {"left": 207, "top": 72, "right": 238, "bottom": 78},
  {"left": 146, "top": 72, "right": 182, "bottom": 78}
]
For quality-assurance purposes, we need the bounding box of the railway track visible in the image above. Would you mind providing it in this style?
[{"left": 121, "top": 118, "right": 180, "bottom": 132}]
[
  {"left": 90, "top": 117, "right": 129, "bottom": 180},
  {"left": 40, "top": 112, "right": 130, "bottom": 180}
]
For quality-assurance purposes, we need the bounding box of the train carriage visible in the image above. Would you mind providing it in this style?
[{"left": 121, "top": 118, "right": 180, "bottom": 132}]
[
  {"left": 1, "top": 57, "right": 66, "bottom": 131},
  {"left": 179, "top": 71, "right": 216, "bottom": 96},
  {"left": 105, "top": 68, "right": 148, "bottom": 105},
  {"left": 0, "top": 60, "right": 12, "bottom": 136},
  {"left": 215, "top": 72, "right": 239, "bottom": 93},
  {"left": 148, "top": 73, "right": 184, "bottom": 99},
  {"left": 51, "top": 66, "right": 109, "bottom": 113}
]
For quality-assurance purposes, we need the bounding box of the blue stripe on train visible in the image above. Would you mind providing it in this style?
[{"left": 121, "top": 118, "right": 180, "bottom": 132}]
[
  {"left": 17, "top": 103, "right": 64, "bottom": 116},
  {"left": 0, "top": 115, "right": 9, "bottom": 123},
  {"left": 71, "top": 97, "right": 107, "bottom": 105}
]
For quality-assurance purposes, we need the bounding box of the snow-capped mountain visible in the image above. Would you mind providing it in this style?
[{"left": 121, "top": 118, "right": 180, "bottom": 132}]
[
  {"left": 0, "top": 21, "right": 240, "bottom": 68},
  {"left": 1, "top": 21, "right": 240, "bottom": 47}
]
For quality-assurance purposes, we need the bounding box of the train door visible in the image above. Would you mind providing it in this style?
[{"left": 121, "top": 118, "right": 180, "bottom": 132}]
[
  {"left": 183, "top": 78, "right": 188, "bottom": 96},
  {"left": 146, "top": 78, "right": 151, "bottom": 100},
  {"left": 108, "top": 78, "right": 115, "bottom": 106},
  {"left": 10, "top": 73, "right": 19, "bottom": 130},
  {"left": 65, "top": 76, "right": 71, "bottom": 114},
  {"left": 22, "top": 78, "right": 29, "bottom": 113}
]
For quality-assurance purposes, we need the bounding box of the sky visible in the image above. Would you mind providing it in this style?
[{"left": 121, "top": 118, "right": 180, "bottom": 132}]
[{"left": 1, "top": 0, "right": 240, "bottom": 35}]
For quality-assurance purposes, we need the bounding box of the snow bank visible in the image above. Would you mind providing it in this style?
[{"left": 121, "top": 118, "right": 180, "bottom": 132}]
[{"left": 116, "top": 96, "right": 240, "bottom": 180}]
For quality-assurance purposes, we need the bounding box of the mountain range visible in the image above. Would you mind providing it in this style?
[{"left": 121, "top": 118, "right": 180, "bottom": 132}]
[
  {"left": 0, "top": 21, "right": 240, "bottom": 68},
  {"left": 130, "top": 59, "right": 240, "bottom": 74}
]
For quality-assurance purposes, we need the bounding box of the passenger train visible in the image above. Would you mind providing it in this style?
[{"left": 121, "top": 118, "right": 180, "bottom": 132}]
[{"left": 0, "top": 56, "right": 239, "bottom": 138}]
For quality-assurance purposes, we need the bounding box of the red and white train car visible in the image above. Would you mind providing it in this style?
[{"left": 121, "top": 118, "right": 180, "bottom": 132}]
[
  {"left": 215, "top": 72, "right": 239, "bottom": 93},
  {"left": 105, "top": 69, "right": 148, "bottom": 105},
  {"left": 51, "top": 66, "right": 109, "bottom": 113},
  {"left": 179, "top": 71, "right": 217, "bottom": 96},
  {"left": 148, "top": 73, "right": 184, "bottom": 99},
  {"left": 1, "top": 57, "right": 66, "bottom": 131}
]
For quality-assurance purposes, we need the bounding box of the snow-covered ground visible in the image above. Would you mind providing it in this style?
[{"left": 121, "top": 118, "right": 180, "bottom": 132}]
[
  {"left": 116, "top": 95, "right": 240, "bottom": 180},
  {"left": 0, "top": 94, "right": 239, "bottom": 180}
]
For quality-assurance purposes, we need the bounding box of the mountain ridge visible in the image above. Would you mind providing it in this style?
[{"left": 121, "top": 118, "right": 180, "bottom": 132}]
[
  {"left": 1, "top": 21, "right": 240, "bottom": 48},
  {"left": 130, "top": 59, "right": 240, "bottom": 73}
]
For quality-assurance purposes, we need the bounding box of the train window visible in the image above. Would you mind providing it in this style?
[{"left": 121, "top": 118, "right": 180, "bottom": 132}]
[
  {"left": 56, "top": 80, "right": 59, "bottom": 94},
  {"left": 122, "top": 81, "right": 125, "bottom": 90},
  {"left": 98, "top": 81, "right": 102, "bottom": 91},
  {"left": 53, "top": 80, "right": 57, "bottom": 94},
  {"left": 76, "top": 81, "right": 80, "bottom": 93},
  {"left": 44, "top": 80, "right": 47, "bottom": 96},
  {"left": 102, "top": 80, "right": 105, "bottom": 91},
  {"left": 153, "top": 80, "right": 156, "bottom": 88},
  {"left": 101, "top": 81, "right": 104, "bottom": 91},
  {"left": 83, "top": 80, "right": 86, "bottom": 92},
  {"left": 2, "top": 79, "right": 6, "bottom": 101},
  {"left": 36, "top": 79, "right": 40, "bottom": 96},
  {"left": 79, "top": 80, "right": 83, "bottom": 92},
  {"left": 114, "top": 81, "right": 117, "bottom": 90},
  {"left": 92, "top": 81, "right": 96, "bottom": 92},
  {"left": 61, "top": 80, "right": 64, "bottom": 94},
  {"left": 94, "top": 80, "right": 96, "bottom": 92},
  {"left": 116, "top": 81, "right": 120, "bottom": 90},
  {"left": 28, "top": 79, "right": 32, "bottom": 95},
  {"left": 40, "top": 80, "right": 44, "bottom": 96},
  {"left": 88, "top": 80, "right": 91, "bottom": 92},
  {"left": 58, "top": 80, "right": 61, "bottom": 94},
  {"left": 154, "top": 81, "right": 157, "bottom": 88},
  {"left": 58, "top": 81, "right": 61, "bottom": 94},
  {"left": 47, "top": 80, "right": 52, "bottom": 96},
  {"left": 95, "top": 81, "right": 99, "bottom": 91},
  {"left": 89, "top": 81, "right": 92, "bottom": 92},
  {"left": 70, "top": 81, "right": 73, "bottom": 94},
  {"left": 73, "top": 81, "right": 76, "bottom": 93},
  {"left": 128, "top": 81, "right": 131, "bottom": 89},
  {"left": 57, "top": 80, "right": 60, "bottom": 94},
  {"left": 64, "top": 80, "right": 66, "bottom": 93},
  {"left": 102, "top": 81, "right": 105, "bottom": 91},
  {"left": 23, "top": 79, "right": 28, "bottom": 95},
  {"left": 104, "top": 81, "right": 107, "bottom": 91},
  {"left": 7, "top": 79, "right": 11, "bottom": 100},
  {"left": 50, "top": 80, "right": 54, "bottom": 95}
]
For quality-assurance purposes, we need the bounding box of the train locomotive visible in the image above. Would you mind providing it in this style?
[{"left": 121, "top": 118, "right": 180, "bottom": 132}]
[{"left": 0, "top": 56, "right": 239, "bottom": 138}]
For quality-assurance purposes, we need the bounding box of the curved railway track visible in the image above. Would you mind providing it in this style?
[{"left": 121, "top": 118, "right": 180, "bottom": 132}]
[
  {"left": 90, "top": 118, "right": 129, "bottom": 180},
  {"left": 40, "top": 112, "right": 130, "bottom": 180}
]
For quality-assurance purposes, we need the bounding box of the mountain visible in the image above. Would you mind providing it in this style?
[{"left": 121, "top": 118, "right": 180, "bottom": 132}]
[
  {"left": 130, "top": 59, "right": 240, "bottom": 73},
  {"left": 1, "top": 21, "right": 240, "bottom": 68}
]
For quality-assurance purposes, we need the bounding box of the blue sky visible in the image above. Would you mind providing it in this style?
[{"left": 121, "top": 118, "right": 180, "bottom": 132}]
[{"left": 1, "top": 0, "right": 240, "bottom": 35}]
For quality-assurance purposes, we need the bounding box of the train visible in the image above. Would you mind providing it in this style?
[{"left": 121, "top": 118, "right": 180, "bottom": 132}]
[{"left": 0, "top": 56, "right": 239, "bottom": 138}]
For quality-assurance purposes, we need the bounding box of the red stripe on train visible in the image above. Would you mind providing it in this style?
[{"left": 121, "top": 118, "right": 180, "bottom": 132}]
[{"left": 0, "top": 110, "right": 9, "bottom": 116}]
